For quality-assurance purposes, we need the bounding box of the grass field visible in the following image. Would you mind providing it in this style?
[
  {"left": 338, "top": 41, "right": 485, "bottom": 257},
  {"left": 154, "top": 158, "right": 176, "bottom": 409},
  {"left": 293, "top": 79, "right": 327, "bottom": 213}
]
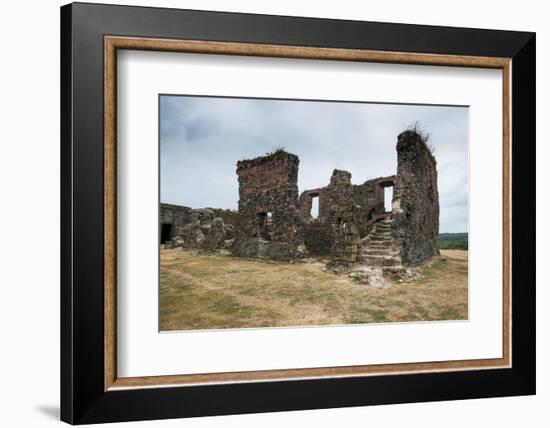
[{"left": 159, "top": 249, "right": 468, "bottom": 331}]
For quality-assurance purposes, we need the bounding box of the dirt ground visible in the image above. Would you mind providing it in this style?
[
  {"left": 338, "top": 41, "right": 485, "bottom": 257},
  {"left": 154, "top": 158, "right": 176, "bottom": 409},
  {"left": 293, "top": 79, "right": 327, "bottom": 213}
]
[{"left": 159, "top": 249, "right": 468, "bottom": 331}]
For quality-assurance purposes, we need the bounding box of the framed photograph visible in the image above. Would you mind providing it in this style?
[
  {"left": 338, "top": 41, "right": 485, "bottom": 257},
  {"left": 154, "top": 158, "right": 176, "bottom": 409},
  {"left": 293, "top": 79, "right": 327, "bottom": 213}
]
[{"left": 60, "top": 2, "right": 535, "bottom": 424}]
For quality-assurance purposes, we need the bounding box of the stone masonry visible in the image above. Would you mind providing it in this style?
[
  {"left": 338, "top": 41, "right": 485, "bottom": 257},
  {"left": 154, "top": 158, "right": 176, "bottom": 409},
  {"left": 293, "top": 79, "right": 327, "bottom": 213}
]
[
  {"left": 323, "top": 170, "right": 361, "bottom": 263},
  {"left": 231, "top": 150, "right": 307, "bottom": 261},
  {"left": 159, "top": 204, "right": 237, "bottom": 251},
  {"left": 391, "top": 130, "right": 440, "bottom": 265},
  {"left": 295, "top": 131, "right": 439, "bottom": 267},
  {"left": 161, "top": 130, "right": 439, "bottom": 269}
]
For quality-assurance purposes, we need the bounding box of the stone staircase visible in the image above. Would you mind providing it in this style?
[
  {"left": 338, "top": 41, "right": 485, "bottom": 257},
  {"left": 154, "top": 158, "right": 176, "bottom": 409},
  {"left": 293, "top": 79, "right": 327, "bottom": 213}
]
[{"left": 358, "top": 216, "right": 402, "bottom": 267}]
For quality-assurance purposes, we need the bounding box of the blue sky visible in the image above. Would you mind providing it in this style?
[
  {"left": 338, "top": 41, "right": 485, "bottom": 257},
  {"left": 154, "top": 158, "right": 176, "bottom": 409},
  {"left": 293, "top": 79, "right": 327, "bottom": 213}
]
[{"left": 160, "top": 95, "right": 468, "bottom": 233}]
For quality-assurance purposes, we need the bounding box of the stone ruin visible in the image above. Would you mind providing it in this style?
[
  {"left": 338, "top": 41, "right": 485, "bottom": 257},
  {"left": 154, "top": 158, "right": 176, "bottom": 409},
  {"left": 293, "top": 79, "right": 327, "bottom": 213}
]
[
  {"left": 160, "top": 130, "right": 439, "bottom": 275},
  {"left": 160, "top": 205, "right": 237, "bottom": 251},
  {"left": 231, "top": 150, "right": 307, "bottom": 261}
]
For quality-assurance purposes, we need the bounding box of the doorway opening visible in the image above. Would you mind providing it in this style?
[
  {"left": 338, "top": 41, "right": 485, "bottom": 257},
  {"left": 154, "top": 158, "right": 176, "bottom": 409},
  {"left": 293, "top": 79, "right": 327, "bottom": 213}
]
[
  {"left": 161, "top": 223, "right": 172, "bottom": 244},
  {"left": 384, "top": 186, "right": 394, "bottom": 213},
  {"left": 310, "top": 195, "right": 319, "bottom": 219},
  {"left": 256, "top": 212, "right": 272, "bottom": 240}
]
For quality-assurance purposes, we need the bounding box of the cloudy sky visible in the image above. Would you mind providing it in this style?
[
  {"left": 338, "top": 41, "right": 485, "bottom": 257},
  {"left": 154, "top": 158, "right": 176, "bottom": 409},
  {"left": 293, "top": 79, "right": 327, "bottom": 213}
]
[{"left": 160, "top": 95, "right": 468, "bottom": 233}]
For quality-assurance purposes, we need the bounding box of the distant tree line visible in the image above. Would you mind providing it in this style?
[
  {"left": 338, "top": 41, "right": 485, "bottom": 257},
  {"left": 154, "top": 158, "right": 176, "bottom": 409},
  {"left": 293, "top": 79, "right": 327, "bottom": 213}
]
[{"left": 439, "top": 233, "right": 468, "bottom": 250}]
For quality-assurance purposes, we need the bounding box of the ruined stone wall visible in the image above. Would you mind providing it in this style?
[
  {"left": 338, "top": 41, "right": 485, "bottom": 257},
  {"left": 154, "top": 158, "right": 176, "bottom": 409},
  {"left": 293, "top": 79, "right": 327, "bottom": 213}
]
[
  {"left": 391, "top": 130, "right": 440, "bottom": 265},
  {"left": 298, "top": 188, "right": 333, "bottom": 255},
  {"left": 232, "top": 150, "right": 306, "bottom": 260},
  {"left": 202, "top": 208, "right": 238, "bottom": 227},
  {"left": 160, "top": 204, "right": 237, "bottom": 232},
  {"left": 298, "top": 188, "right": 323, "bottom": 218},
  {"left": 317, "top": 190, "right": 331, "bottom": 222},
  {"left": 322, "top": 170, "right": 361, "bottom": 263},
  {"left": 160, "top": 203, "right": 238, "bottom": 249},
  {"left": 351, "top": 176, "right": 395, "bottom": 237},
  {"left": 160, "top": 203, "right": 193, "bottom": 238},
  {"left": 302, "top": 220, "right": 333, "bottom": 255},
  {"left": 298, "top": 174, "right": 395, "bottom": 255},
  {"left": 162, "top": 131, "right": 439, "bottom": 266}
]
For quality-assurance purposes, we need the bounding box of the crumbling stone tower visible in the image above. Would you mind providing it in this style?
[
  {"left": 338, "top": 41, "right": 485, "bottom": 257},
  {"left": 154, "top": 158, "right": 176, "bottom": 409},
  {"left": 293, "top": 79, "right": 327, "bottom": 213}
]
[
  {"left": 324, "top": 170, "right": 361, "bottom": 263},
  {"left": 391, "top": 130, "right": 440, "bottom": 265},
  {"left": 232, "top": 150, "right": 306, "bottom": 261}
]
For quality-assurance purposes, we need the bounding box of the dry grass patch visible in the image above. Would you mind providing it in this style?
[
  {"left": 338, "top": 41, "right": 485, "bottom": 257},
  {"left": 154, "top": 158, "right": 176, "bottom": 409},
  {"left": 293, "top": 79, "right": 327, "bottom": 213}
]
[{"left": 159, "top": 249, "right": 468, "bottom": 331}]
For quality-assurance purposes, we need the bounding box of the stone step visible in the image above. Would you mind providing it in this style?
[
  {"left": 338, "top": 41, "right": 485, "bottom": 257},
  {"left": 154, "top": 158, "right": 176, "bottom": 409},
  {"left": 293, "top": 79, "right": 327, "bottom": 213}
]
[
  {"left": 372, "top": 226, "right": 391, "bottom": 231},
  {"left": 359, "top": 218, "right": 400, "bottom": 267},
  {"left": 364, "top": 243, "right": 393, "bottom": 249},
  {"left": 362, "top": 243, "right": 393, "bottom": 249},
  {"left": 362, "top": 256, "right": 402, "bottom": 266},
  {"left": 362, "top": 241, "right": 394, "bottom": 248},
  {"left": 366, "top": 243, "right": 392, "bottom": 248},
  {"left": 362, "top": 250, "right": 394, "bottom": 256},
  {"left": 364, "top": 248, "right": 394, "bottom": 254},
  {"left": 361, "top": 252, "right": 399, "bottom": 258},
  {"left": 368, "top": 236, "right": 392, "bottom": 242},
  {"left": 361, "top": 248, "right": 398, "bottom": 255},
  {"left": 360, "top": 217, "right": 398, "bottom": 265},
  {"left": 369, "top": 233, "right": 392, "bottom": 239},
  {"left": 363, "top": 251, "right": 398, "bottom": 258}
]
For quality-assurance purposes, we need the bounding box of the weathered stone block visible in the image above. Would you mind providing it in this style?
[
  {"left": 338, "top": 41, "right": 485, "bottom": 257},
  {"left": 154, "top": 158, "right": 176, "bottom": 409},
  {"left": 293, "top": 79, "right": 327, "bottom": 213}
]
[{"left": 203, "top": 217, "right": 226, "bottom": 251}]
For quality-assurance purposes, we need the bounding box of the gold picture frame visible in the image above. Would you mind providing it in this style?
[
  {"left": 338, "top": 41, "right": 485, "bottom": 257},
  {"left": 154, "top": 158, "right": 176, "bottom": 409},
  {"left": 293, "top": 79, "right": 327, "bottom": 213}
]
[{"left": 103, "top": 36, "right": 512, "bottom": 391}]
